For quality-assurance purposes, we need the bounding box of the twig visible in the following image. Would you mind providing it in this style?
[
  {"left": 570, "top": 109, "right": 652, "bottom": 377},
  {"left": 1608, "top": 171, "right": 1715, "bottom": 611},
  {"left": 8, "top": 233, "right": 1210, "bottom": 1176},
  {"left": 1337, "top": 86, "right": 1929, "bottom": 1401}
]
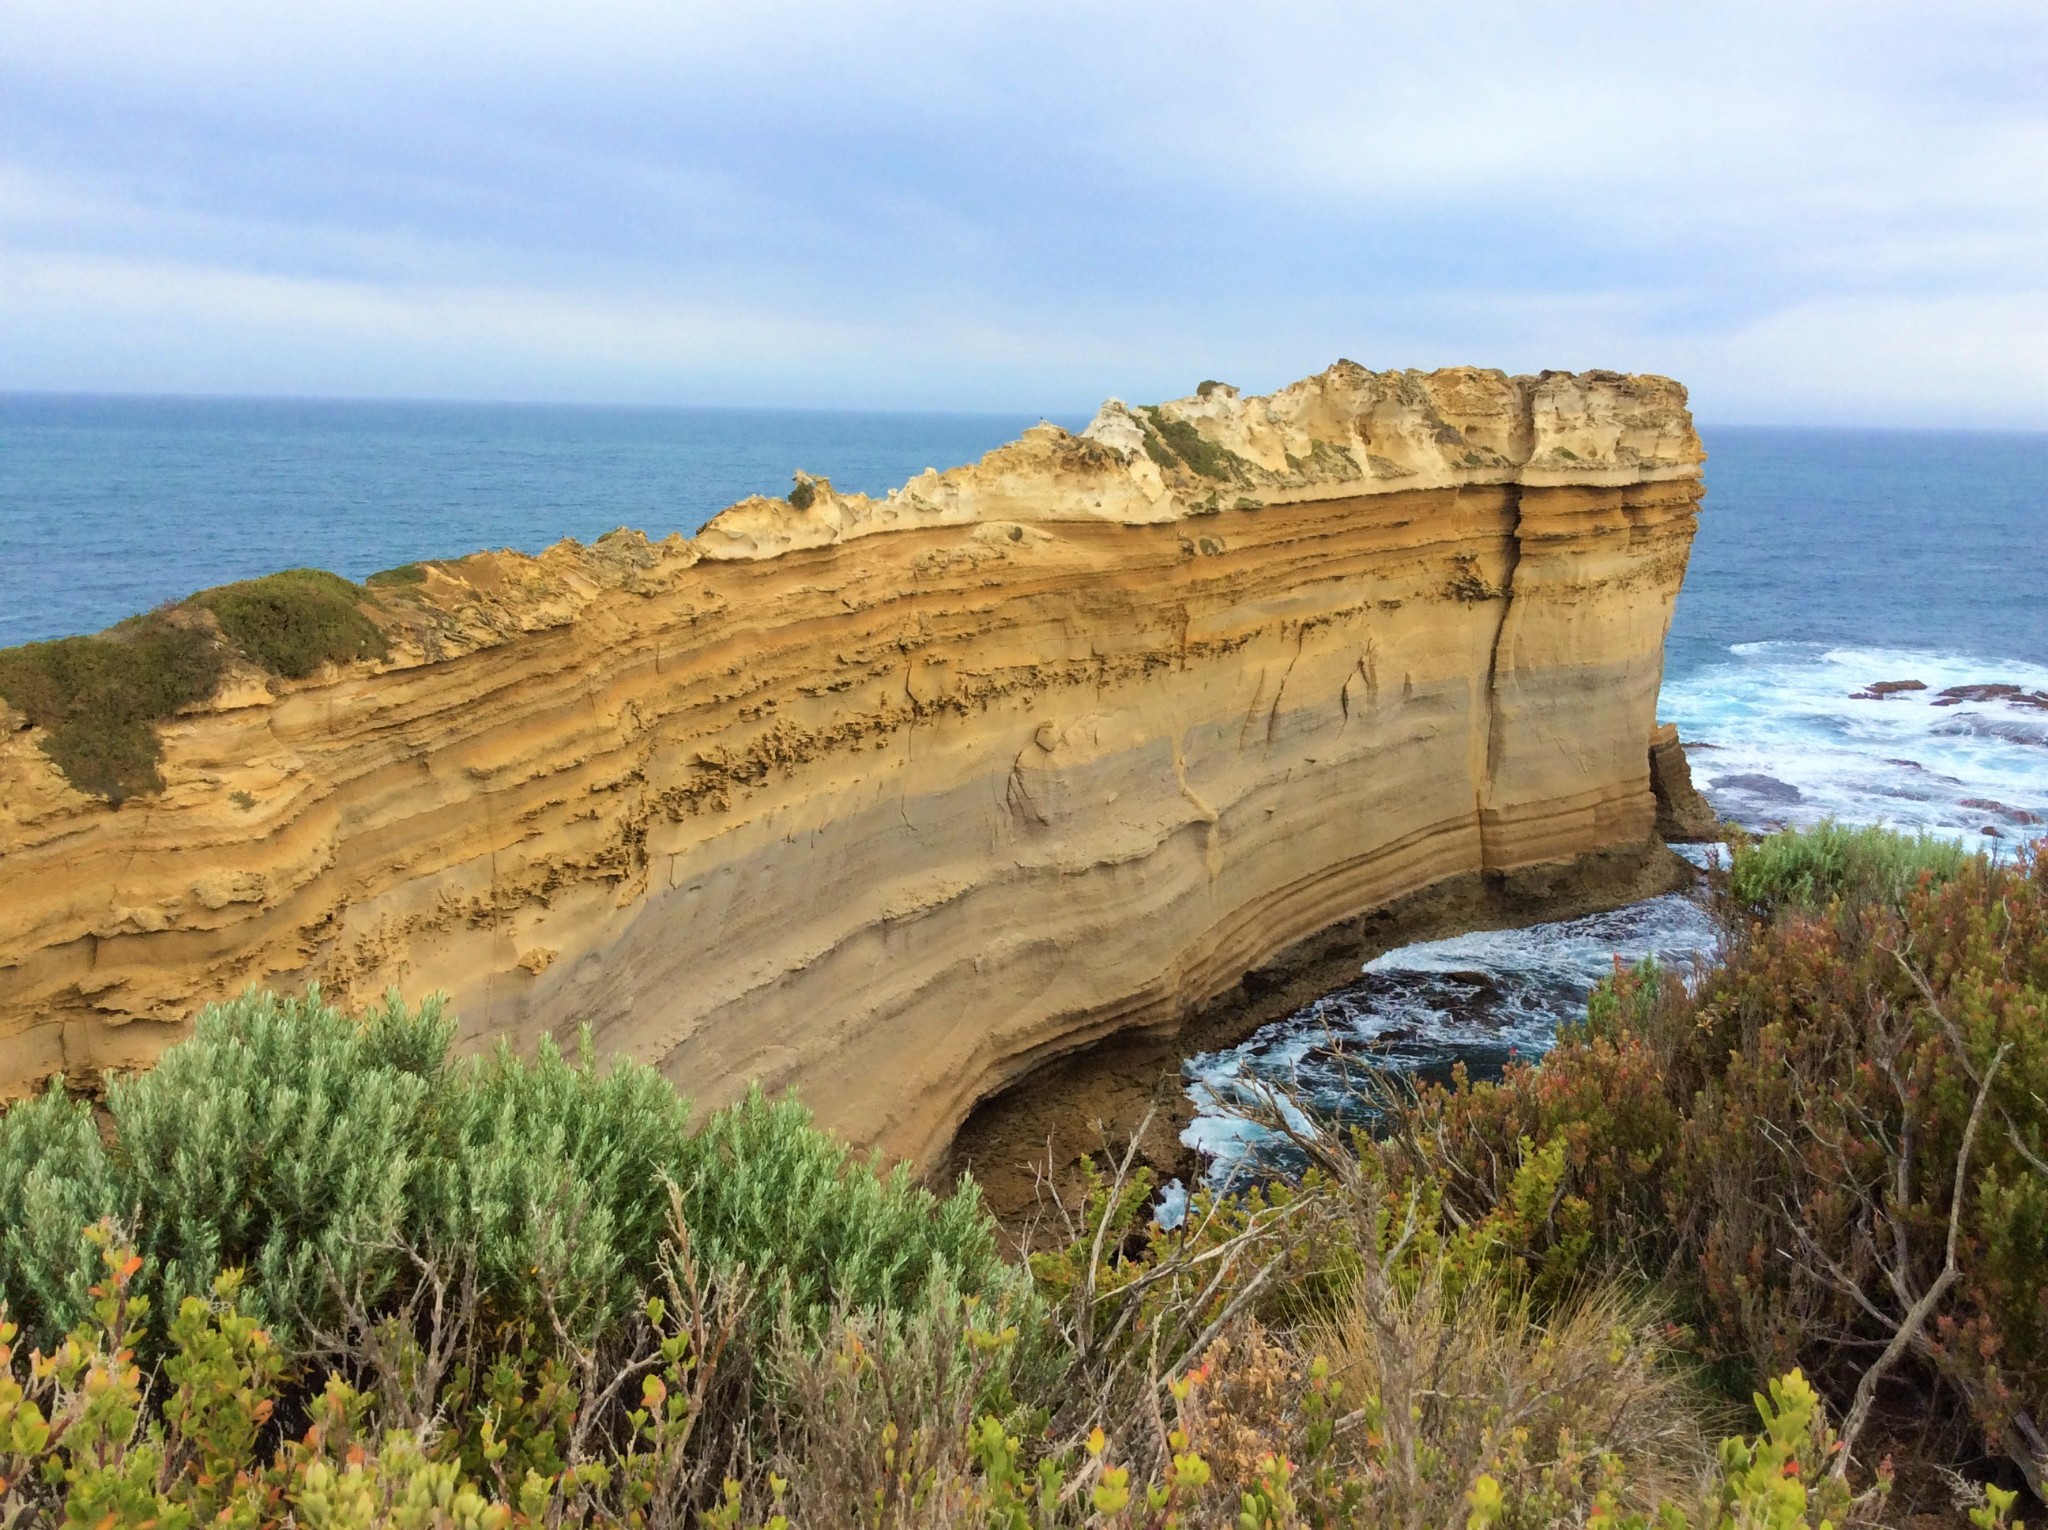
[{"left": 1832, "top": 1042, "right": 2006, "bottom": 1478}]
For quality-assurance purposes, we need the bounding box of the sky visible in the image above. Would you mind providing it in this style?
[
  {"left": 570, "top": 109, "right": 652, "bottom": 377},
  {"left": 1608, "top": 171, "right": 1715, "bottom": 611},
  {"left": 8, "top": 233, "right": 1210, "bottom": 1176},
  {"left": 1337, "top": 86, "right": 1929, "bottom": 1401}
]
[{"left": 3, "top": 1, "right": 2045, "bottom": 425}]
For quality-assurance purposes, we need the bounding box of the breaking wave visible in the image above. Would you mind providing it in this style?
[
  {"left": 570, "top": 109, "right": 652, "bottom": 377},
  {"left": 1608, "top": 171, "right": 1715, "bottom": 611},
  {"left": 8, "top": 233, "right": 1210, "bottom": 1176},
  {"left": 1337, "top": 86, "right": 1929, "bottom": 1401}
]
[{"left": 1179, "top": 642, "right": 2048, "bottom": 1190}]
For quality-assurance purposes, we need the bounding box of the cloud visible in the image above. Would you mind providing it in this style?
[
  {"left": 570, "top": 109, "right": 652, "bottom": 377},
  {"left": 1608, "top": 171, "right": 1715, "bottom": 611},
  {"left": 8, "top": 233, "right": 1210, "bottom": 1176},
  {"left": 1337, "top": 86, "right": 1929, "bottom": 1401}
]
[{"left": 1, "top": 0, "right": 2044, "bottom": 421}]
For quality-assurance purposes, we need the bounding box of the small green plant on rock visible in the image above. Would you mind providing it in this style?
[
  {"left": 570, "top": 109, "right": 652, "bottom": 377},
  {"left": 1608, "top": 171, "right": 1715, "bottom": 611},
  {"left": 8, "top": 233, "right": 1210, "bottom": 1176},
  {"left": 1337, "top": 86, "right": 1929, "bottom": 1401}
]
[
  {"left": 192, "top": 568, "right": 389, "bottom": 679},
  {"left": 0, "top": 612, "right": 225, "bottom": 801}
]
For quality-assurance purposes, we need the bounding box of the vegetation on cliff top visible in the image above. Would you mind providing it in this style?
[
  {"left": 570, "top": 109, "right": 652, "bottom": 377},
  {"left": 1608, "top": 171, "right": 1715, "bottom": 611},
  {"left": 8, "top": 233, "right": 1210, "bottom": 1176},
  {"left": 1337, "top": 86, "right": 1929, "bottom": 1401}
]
[
  {"left": 1138, "top": 406, "right": 1254, "bottom": 484},
  {"left": 0, "top": 568, "right": 389, "bottom": 801},
  {"left": 0, "top": 613, "right": 225, "bottom": 801},
  {"left": 0, "top": 824, "right": 2041, "bottom": 1525},
  {"left": 189, "top": 568, "right": 389, "bottom": 679}
]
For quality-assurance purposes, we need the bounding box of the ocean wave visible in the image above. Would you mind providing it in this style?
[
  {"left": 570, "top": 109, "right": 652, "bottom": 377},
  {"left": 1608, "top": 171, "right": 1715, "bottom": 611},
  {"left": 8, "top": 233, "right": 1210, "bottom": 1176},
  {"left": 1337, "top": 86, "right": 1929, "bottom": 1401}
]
[
  {"left": 1660, "top": 644, "right": 2048, "bottom": 839},
  {"left": 1180, "top": 642, "right": 2048, "bottom": 1187}
]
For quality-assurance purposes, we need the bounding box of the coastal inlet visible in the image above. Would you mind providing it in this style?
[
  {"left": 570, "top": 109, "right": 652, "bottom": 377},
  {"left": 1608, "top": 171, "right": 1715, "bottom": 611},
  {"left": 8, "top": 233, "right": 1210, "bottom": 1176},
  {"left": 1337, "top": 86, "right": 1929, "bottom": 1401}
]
[{"left": 1176, "top": 641, "right": 2048, "bottom": 1194}]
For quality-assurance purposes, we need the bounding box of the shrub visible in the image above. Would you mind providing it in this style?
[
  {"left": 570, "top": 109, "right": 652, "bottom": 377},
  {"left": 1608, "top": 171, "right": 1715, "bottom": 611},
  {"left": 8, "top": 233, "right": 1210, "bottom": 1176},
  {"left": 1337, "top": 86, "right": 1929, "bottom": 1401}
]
[
  {"left": 1680, "top": 841, "right": 2048, "bottom": 1488},
  {"left": 680, "top": 1088, "right": 1013, "bottom": 1336},
  {"left": 1305, "top": 1275, "right": 1717, "bottom": 1525},
  {"left": 0, "top": 1234, "right": 739, "bottom": 1530},
  {"left": 0, "top": 614, "right": 224, "bottom": 800},
  {"left": 423, "top": 1033, "right": 696, "bottom": 1334},
  {"left": 1374, "top": 829, "right": 2048, "bottom": 1498},
  {"left": 0, "top": 990, "right": 1017, "bottom": 1379},
  {"left": 0, "top": 1082, "right": 119, "bottom": 1346},
  {"left": 192, "top": 567, "right": 389, "bottom": 678},
  {"left": 105, "top": 987, "right": 439, "bottom": 1341},
  {"left": 1728, "top": 818, "right": 1969, "bottom": 915}
]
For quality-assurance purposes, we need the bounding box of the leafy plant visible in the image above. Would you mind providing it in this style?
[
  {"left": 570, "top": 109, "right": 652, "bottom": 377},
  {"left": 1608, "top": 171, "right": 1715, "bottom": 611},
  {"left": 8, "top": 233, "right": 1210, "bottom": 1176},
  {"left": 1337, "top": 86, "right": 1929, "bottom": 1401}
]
[
  {"left": 106, "top": 986, "right": 439, "bottom": 1341},
  {"left": 0, "top": 1082, "right": 119, "bottom": 1347},
  {"left": 680, "top": 1088, "right": 1013, "bottom": 1338},
  {"left": 423, "top": 1032, "right": 695, "bottom": 1334},
  {"left": 192, "top": 567, "right": 389, "bottom": 678},
  {"left": 0, "top": 614, "right": 225, "bottom": 800},
  {"left": 1728, "top": 818, "right": 1969, "bottom": 915}
]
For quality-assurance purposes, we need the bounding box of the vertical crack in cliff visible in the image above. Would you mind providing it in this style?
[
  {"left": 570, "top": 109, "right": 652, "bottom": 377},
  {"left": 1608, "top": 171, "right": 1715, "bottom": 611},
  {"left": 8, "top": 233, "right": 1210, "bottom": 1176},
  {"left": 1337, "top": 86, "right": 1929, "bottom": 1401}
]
[
  {"left": 1477, "top": 483, "right": 1525, "bottom": 868},
  {"left": 1264, "top": 626, "right": 1309, "bottom": 748},
  {"left": 0, "top": 362, "right": 1705, "bottom": 1151}
]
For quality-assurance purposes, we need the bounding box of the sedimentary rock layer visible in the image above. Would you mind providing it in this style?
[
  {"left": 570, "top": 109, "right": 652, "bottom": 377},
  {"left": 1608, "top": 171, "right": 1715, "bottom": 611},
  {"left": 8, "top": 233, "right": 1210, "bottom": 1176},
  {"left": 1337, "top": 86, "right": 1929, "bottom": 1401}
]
[{"left": 0, "top": 363, "right": 1704, "bottom": 1168}]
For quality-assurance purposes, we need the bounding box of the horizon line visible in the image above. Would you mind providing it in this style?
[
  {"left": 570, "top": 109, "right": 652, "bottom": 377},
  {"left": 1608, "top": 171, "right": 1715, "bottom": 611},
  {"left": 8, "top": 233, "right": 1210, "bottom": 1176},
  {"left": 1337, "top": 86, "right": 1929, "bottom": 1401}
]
[{"left": 5, "top": 386, "right": 2047, "bottom": 438}]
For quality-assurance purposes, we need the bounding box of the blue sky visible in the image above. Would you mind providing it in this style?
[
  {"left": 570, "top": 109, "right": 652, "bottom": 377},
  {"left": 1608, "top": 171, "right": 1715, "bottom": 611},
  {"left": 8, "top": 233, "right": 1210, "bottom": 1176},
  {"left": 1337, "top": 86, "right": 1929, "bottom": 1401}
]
[{"left": 3, "top": 1, "right": 2044, "bottom": 424}]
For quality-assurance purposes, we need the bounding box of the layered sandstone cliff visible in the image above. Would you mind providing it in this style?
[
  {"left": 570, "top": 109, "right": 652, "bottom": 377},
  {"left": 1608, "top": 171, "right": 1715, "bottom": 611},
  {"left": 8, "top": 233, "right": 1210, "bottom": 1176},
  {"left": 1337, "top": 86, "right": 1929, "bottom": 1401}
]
[{"left": 0, "top": 362, "right": 1704, "bottom": 1168}]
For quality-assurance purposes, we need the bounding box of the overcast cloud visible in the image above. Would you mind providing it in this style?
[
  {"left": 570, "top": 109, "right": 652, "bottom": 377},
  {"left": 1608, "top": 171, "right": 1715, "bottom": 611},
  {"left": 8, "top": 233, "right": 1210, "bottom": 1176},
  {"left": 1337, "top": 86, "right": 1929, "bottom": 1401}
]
[{"left": 3, "top": 0, "right": 2044, "bottom": 423}]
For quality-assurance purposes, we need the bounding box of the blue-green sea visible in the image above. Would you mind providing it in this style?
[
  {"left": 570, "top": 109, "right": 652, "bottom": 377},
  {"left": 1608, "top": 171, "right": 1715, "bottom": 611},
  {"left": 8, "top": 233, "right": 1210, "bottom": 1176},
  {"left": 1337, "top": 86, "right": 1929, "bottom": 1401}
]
[{"left": 2, "top": 395, "right": 2042, "bottom": 1183}]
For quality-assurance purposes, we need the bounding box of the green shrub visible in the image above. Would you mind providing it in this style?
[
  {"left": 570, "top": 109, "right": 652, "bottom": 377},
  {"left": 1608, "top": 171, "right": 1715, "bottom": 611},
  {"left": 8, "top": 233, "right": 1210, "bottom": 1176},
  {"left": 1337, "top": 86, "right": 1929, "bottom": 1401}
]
[
  {"left": 1138, "top": 406, "right": 1250, "bottom": 483},
  {"left": 0, "top": 615, "right": 225, "bottom": 801},
  {"left": 680, "top": 1087, "right": 1012, "bottom": 1334},
  {"left": 192, "top": 568, "right": 389, "bottom": 678},
  {"left": 1728, "top": 819, "right": 1969, "bottom": 915},
  {"left": 105, "top": 987, "right": 439, "bottom": 1340},
  {"left": 423, "top": 1033, "right": 696, "bottom": 1333},
  {"left": 0, "top": 1083, "right": 119, "bottom": 1346},
  {"left": 0, "top": 988, "right": 1016, "bottom": 1374},
  {"left": 364, "top": 562, "right": 427, "bottom": 587}
]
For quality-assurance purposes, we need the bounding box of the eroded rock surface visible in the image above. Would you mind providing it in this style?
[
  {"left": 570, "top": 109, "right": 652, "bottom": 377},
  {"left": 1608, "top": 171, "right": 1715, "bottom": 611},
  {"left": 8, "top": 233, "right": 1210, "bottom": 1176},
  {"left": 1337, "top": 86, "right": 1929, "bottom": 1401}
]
[
  {"left": 1649, "top": 722, "right": 1722, "bottom": 842},
  {"left": 0, "top": 362, "right": 1704, "bottom": 1168}
]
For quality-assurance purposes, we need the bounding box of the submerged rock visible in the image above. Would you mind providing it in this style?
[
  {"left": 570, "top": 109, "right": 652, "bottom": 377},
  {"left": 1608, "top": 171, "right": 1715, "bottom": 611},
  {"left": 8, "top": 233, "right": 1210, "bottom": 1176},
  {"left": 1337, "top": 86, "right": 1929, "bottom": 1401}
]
[
  {"left": 1711, "top": 772, "right": 1806, "bottom": 804},
  {"left": 1932, "top": 683, "right": 2048, "bottom": 710}
]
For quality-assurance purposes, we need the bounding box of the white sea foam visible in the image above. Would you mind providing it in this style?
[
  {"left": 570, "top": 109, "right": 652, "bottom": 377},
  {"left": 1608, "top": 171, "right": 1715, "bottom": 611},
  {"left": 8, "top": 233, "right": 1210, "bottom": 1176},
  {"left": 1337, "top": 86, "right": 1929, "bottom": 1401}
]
[
  {"left": 1178, "top": 642, "right": 2048, "bottom": 1186},
  {"left": 1660, "top": 643, "right": 2048, "bottom": 839}
]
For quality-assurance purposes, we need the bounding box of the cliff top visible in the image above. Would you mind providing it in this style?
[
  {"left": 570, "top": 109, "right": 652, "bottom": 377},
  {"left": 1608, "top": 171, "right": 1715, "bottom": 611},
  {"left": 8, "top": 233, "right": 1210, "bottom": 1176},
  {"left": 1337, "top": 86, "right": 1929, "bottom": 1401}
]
[
  {"left": 324, "top": 361, "right": 1702, "bottom": 662},
  {"left": 0, "top": 361, "right": 1700, "bottom": 807}
]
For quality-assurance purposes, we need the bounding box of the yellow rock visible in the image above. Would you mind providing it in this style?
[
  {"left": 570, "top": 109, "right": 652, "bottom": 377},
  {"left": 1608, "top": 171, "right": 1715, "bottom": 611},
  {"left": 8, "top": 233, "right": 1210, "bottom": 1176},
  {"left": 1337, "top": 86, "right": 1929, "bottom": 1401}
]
[{"left": 0, "top": 362, "right": 1703, "bottom": 1167}]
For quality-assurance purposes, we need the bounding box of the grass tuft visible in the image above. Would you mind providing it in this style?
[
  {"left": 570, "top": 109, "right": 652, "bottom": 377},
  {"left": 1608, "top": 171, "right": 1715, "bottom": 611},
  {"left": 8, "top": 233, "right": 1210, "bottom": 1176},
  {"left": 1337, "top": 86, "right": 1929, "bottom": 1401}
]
[
  {"left": 0, "top": 615, "right": 225, "bottom": 802},
  {"left": 193, "top": 568, "right": 389, "bottom": 679}
]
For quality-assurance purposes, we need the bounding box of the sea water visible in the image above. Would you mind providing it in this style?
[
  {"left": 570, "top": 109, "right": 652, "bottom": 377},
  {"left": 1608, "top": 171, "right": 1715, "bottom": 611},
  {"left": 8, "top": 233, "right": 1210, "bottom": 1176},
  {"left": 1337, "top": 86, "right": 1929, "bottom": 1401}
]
[
  {"left": 1184, "top": 426, "right": 2048, "bottom": 1184},
  {"left": 0, "top": 395, "right": 1082, "bottom": 649},
  {"left": 1, "top": 401, "right": 2043, "bottom": 1182}
]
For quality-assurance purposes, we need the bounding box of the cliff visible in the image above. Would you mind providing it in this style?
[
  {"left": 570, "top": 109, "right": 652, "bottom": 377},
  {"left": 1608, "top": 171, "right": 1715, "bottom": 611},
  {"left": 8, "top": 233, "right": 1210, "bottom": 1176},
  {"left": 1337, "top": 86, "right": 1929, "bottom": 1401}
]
[{"left": 0, "top": 362, "right": 1705, "bottom": 1169}]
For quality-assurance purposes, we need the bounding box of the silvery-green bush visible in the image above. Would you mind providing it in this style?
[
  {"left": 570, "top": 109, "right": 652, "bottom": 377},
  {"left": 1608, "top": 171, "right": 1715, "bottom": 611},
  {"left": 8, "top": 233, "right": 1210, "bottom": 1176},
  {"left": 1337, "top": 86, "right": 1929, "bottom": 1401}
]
[{"left": 0, "top": 986, "right": 1013, "bottom": 1362}]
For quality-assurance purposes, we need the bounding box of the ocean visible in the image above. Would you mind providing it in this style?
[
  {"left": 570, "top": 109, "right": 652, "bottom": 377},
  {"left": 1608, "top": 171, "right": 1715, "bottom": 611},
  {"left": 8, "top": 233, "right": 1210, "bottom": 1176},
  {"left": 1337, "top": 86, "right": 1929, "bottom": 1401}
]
[
  {"left": 2, "top": 397, "right": 2043, "bottom": 1180},
  {"left": 0, "top": 395, "right": 1083, "bottom": 650},
  {"left": 1190, "top": 426, "right": 2048, "bottom": 1181}
]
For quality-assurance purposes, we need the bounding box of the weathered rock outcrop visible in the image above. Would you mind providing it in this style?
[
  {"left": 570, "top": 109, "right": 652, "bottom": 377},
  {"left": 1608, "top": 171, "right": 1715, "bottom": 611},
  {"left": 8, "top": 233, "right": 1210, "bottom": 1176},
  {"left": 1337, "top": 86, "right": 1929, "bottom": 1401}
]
[
  {"left": 1649, "top": 722, "right": 1722, "bottom": 842},
  {"left": 0, "top": 363, "right": 1705, "bottom": 1169}
]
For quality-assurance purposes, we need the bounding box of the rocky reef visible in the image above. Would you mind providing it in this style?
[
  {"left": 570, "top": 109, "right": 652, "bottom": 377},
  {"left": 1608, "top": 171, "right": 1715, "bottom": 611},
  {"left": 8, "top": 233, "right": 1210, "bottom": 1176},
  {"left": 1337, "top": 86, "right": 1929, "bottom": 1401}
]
[{"left": 0, "top": 362, "right": 1704, "bottom": 1169}]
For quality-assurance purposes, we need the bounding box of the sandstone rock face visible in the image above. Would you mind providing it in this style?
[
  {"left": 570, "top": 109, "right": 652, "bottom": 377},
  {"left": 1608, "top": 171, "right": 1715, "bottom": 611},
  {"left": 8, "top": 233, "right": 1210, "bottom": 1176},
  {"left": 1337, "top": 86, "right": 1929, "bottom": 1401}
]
[
  {"left": 0, "top": 363, "right": 1704, "bottom": 1169},
  {"left": 1649, "top": 723, "right": 1722, "bottom": 842}
]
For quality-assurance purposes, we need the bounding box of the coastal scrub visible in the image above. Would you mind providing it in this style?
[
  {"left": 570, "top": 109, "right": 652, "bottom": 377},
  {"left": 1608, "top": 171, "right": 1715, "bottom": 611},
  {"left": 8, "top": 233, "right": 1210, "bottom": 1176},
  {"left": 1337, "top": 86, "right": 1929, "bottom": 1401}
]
[
  {"left": 0, "top": 612, "right": 224, "bottom": 801},
  {"left": 191, "top": 567, "right": 389, "bottom": 678}
]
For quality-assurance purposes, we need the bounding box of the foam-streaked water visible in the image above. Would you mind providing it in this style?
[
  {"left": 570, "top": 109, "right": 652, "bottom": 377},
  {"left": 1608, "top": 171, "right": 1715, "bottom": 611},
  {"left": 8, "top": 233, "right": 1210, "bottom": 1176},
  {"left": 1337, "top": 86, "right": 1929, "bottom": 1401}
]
[
  {"left": 1182, "top": 886, "right": 1721, "bottom": 1181},
  {"left": 1662, "top": 644, "right": 2047, "bottom": 838},
  {"left": 1, "top": 398, "right": 2041, "bottom": 1189},
  {"left": 1180, "top": 425, "right": 2046, "bottom": 1189}
]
